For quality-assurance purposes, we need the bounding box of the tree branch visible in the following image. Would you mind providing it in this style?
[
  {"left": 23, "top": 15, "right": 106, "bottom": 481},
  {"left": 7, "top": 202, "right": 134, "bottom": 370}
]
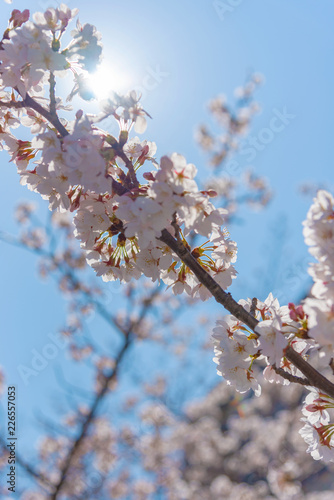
[
  {"left": 272, "top": 365, "right": 310, "bottom": 386},
  {"left": 115, "top": 149, "right": 139, "bottom": 189},
  {"left": 23, "top": 93, "right": 69, "bottom": 137},
  {"left": 49, "top": 334, "right": 131, "bottom": 499},
  {"left": 49, "top": 72, "right": 57, "bottom": 117},
  {"left": 159, "top": 229, "right": 259, "bottom": 330},
  {"left": 0, "top": 91, "right": 68, "bottom": 137},
  {"left": 158, "top": 228, "right": 334, "bottom": 399},
  {"left": 49, "top": 286, "right": 160, "bottom": 498}
]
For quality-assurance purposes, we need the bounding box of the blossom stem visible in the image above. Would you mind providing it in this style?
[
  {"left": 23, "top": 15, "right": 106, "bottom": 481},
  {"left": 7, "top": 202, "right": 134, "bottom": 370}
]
[
  {"left": 114, "top": 149, "right": 139, "bottom": 189},
  {"left": 49, "top": 71, "right": 57, "bottom": 117}
]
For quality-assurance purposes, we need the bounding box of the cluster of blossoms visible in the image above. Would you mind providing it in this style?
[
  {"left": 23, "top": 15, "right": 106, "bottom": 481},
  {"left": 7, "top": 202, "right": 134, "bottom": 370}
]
[
  {"left": 299, "top": 190, "right": 334, "bottom": 461},
  {"left": 300, "top": 388, "right": 334, "bottom": 463},
  {"left": 0, "top": 5, "right": 100, "bottom": 96},
  {"left": 196, "top": 73, "right": 262, "bottom": 168},
  {"left": 0, "top": 6, "right": 237, "bottom": 298},
  {"left": 197, "top": 75, "right": 272, "bottom": 218},
  {"left": 212, "top": 189, "right": 334, "bottom": 462},
  {"left": 73, "top": 150, "right": 237, "bottom": 297},
  {"left": 212, "top": 293, "right": 308, "bottom": 397},
  {"left": 303, "top": 190, "right": 334, "bottom": 340}
]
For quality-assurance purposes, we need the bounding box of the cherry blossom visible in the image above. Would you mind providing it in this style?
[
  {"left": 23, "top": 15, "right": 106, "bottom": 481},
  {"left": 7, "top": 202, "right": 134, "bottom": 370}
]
[
  {"left": 255, "top": 312, "right": 288, "bottom": 366},
  {"left": 212, "top": 314, "right": 261, "bottom": 395}
]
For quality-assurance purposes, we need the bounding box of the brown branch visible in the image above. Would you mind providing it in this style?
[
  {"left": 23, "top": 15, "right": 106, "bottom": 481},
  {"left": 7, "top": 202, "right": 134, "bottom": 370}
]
[
  {"left": 49, "top": 72, "right": 57, "bottom": 117},
  {"left": 171, "top": 213, "right": 183, "bottom": 245},
  {"left": 49, "top": 287, "right": 160, "bottom": 499},
  {"left": 0, "top": 100, "right": 23, "bottom": 110},
  {"left": 158, "top": 228, "right": 334, "bottom": 399},
  {"left": 49, "top": 335, "right": 131, "bottom": 499},
  {"left": 0, "top": 229, "right": 163, "bottom": 498},
  {"left": 272, "top": 365, "right": 310, "bottom": 386},
  {"left": 330, "top": 358, "right": 334, "bottom": 376},
  {"left": 159, "top": 228, "right": 259, "bottom": 330},
  {"left": 111, "top": 177, "right": 129, "bottom": 196},
  {"left": 0, "top": 91, "right": 68, "bottom": 137},
  {"left": 22, "top": 93, "right": 68, "bottom": 137},
  {"left": 115, "top": 149, "right": 139, "bottom": 189},
  {"left": 250, "top": 297, "right": 258, "bottom": 317},
  {"left": 284, "top": 347, "right": 334, "bottom": 395}
]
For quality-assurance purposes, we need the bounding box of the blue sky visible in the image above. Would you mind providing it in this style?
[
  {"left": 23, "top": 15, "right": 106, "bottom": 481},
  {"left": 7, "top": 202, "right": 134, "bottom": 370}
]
[{"left": 1, "top": 0, "right": 334, "bottom": 491}]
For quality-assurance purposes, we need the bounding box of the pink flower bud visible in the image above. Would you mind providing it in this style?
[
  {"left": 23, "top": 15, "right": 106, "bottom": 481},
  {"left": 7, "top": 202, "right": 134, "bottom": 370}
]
[
  {"left": 296, "top": 305, "right": 305, "bottom": 319},
  {"left": 10, "top": 9, "right": 30, "bottom": 28},
  {"left": 76, "top": 109, "right": 84, "bottom": 121},
  {"left": 289, "top": 309, "right": 298, "bottom": 321},
  {"left": 143, "top": 172, "right": 155, "bottom": 181}
]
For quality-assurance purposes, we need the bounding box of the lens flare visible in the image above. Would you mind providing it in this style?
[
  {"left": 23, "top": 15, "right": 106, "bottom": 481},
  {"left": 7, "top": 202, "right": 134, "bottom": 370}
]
[{"left": 86, "top": 61, "right": 132, "bottom": 99}]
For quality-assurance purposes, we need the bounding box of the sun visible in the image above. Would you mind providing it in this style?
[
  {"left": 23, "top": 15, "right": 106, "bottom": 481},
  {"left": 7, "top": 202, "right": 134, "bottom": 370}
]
[{"left": 86, "top": 60, "right": 133, "bottom": 100}]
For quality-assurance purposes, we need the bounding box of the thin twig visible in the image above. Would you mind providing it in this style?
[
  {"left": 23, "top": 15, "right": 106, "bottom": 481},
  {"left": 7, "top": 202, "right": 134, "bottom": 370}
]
[
  {"left": 115, "top": 149, "right": 140, "bottom": 189},
  {"left": 250, "top": 297, "right": 257, "bottom": 317},
  {"left": 0, "top": 231, "right": 123, "bottom": 335},
  {"left": 159, "top": 228, "right": 259, "bottom": 330},
  {"left": 0, "top": 91, "right": 68, "bottom": 137},
  {"left": 49, "top": 334, "right": 131, "bottom": 499},
  {"left": 49, "top": 72, "right": 57, "bottom": 117},
  {"left": 23, "top": 93, "right": 68, "bottom": 137},
  {"left": 330, "top": 358, "right": 334, "bottom": 376},
  {"left": 49, "top": 287, "right": 159, "bottom": 498},
  {"left": 272, "top": 365, "right": 310, "bottom": 386}
]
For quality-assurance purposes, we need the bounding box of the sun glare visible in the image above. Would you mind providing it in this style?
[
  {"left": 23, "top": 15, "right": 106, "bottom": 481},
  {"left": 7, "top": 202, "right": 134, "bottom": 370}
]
[{"left": 86, "top": 61, "right": 133, "bottom": 100}]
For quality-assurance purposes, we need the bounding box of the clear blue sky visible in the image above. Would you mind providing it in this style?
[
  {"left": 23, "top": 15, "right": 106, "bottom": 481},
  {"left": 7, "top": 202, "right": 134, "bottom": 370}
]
[{"left": 1, "top": 0, "right": 334, "bottom": 489}]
